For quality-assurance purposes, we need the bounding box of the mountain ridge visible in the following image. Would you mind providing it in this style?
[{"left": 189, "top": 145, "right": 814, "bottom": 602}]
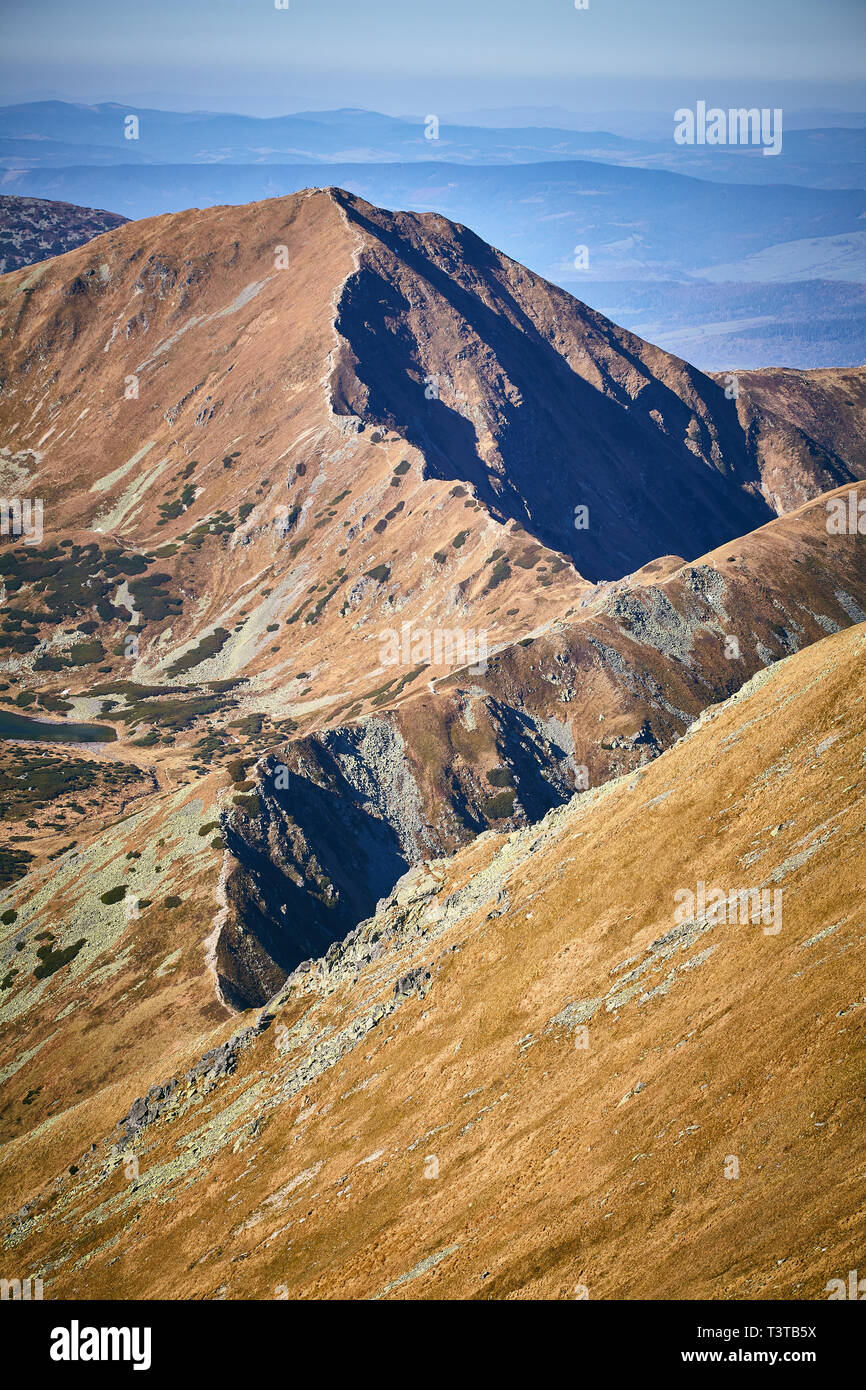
[{"left": 1, "top": 188, "right": 865, "bottom": 1302}]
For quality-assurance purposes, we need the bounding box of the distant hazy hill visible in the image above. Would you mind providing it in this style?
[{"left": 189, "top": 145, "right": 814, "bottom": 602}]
[{"left": 2, "top": 102, "right": 865, "bottom": 189}]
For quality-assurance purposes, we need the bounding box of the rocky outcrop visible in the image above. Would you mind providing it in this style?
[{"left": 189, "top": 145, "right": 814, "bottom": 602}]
[{"left": 116, "top": 1013, "right": 275, "bottom": 1146}]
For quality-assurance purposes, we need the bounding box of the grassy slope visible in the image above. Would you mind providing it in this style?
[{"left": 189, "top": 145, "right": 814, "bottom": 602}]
[{"left": 3, "top": 621, "right": 864, "bottom": 1300}]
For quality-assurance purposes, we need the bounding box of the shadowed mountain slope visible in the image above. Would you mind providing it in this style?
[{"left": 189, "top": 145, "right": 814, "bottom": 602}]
[{"left": 330, "top": 194, "right": 780, "bottom": 579}]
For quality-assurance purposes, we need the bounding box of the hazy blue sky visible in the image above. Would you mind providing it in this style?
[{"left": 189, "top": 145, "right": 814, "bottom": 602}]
[{"left": 1, "top": 0, "right": 864, "bottom": 116}]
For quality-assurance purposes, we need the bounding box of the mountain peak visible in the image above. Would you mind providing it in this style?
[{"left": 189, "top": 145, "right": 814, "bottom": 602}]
[{"left": 0, "top": 187, "right": 859, "bottom": 726}]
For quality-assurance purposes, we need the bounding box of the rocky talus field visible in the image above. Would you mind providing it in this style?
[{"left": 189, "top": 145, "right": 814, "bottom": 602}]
[{"left": 0, "top": 188, "right": 863, "bottom": 1299}]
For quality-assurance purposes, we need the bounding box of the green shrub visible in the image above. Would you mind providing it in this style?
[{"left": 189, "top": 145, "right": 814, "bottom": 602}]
[
  {"left": 482, "top": 790, "right": 516, "bottom": 819},
  {"left": 484, "top": 558, "right": 511, "bottom": 592},
  {"left": 0, "top": 846, "right": 35, "bottom": 889},
  {"left": 166, "top": 627, "right": 229, "bottom": 678},
  {"left": 67, "top": 640, "right": 105, "bottom": 666},
  {"left": 34, "top": 937, "right": 86, "bottom": 979},
  {"left": 99, "top": 885, "right": 127, "bottom": 905}
]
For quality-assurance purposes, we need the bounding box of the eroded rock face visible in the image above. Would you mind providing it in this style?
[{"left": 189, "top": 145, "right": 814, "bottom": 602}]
[
  {"left": 214, "top": 722, "right": 431, "bottom": 1008},
  {"left": 215, "top": 706, "right": 582, "bottom": 1006}
]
